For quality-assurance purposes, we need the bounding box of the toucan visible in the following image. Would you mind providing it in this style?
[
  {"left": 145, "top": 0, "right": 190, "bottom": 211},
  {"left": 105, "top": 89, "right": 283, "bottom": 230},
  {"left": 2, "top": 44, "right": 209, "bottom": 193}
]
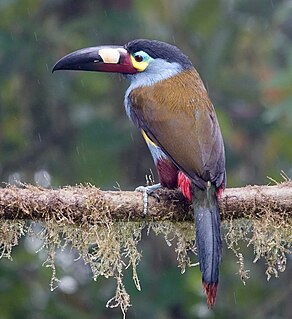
[{"left": 53, "top": 39, "right": 226, "bottom": 307}]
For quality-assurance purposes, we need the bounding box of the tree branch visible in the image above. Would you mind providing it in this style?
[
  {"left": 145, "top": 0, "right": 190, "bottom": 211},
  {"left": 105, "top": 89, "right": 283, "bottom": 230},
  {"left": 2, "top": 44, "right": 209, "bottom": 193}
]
[
  {"left": 0, "top": 182, "right": 290, "bottom": 316},
  {"left": 0, "top": 182, "right": 291, "bottom": 223}
]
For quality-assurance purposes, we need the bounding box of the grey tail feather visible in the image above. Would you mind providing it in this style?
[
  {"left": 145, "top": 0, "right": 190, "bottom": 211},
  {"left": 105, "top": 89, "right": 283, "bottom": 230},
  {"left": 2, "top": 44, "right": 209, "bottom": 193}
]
[{"left": 193, "top": 183, "right": 222, "bottom": 307}]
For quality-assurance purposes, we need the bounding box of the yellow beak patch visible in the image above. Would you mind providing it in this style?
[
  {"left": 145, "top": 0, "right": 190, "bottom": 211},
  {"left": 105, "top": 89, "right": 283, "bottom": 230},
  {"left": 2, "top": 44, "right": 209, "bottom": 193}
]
[{"left": 99, "top": 48, "right": 121, "bottom": 64}]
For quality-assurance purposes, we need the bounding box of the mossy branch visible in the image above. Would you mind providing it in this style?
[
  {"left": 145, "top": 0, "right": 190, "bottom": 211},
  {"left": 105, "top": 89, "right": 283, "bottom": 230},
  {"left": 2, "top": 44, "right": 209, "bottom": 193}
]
[
  {"left": 0, "top": 182, "right": 291, "bottom": 317},
  {"left": 0, "top": 182, "right": 291, "bottom": 223}
]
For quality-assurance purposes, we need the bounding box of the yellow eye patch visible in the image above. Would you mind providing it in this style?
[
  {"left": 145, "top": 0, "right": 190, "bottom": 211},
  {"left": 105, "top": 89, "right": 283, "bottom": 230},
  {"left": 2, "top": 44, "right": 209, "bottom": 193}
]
[{"left": 130, "top": 55, "right": 149, "bottom": 72}]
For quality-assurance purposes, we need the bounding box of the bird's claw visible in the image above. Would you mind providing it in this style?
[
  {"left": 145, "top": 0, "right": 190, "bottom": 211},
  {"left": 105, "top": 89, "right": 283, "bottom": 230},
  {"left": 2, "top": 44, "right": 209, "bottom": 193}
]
[{"left": 135, "top": 183, "right": 161, "bottom": 215}]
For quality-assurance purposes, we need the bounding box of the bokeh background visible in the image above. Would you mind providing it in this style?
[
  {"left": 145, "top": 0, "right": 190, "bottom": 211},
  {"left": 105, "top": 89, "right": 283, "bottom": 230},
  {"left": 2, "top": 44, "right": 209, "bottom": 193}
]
[{"left": 0, "top": 0, "right": 291, "bottom": 318}]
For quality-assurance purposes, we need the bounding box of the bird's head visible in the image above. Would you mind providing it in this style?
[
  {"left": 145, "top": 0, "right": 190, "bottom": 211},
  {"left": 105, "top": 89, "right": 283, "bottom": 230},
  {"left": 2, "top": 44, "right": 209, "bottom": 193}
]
[{"left": 53, "top": 39, "right": 193, "bottom": 85}]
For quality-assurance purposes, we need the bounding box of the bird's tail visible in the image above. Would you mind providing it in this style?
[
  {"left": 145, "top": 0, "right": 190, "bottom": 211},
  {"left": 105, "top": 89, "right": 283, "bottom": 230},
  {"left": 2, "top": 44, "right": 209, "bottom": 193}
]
[{"left": 193, "top": 183, "right": 222, "bottom": 307}]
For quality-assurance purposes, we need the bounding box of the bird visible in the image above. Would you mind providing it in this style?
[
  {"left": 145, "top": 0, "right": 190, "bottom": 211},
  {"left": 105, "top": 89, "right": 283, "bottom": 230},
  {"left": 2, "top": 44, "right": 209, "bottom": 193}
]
[{"left": 53, "top": 39, "right": 226, "bottom": 307}]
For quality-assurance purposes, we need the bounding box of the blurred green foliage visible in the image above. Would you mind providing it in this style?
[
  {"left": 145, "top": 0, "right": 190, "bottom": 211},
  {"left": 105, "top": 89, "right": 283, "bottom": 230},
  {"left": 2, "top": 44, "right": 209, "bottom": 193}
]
[{"left": 0, "top": 0, "right": 291, "bottom": 318}]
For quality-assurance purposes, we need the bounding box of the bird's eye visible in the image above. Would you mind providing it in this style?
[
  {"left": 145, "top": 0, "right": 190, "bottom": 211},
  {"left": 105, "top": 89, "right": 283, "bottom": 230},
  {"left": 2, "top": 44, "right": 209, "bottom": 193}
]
[
  {"left": 134, "top": 55, "right": 143, "bottom": 63},
  {"left": 131, "top": 51, "right": 152, "bottom": 71}
]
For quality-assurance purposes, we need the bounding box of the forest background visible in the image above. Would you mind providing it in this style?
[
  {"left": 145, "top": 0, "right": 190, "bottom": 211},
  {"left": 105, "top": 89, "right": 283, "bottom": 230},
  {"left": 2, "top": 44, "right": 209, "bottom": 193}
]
[{"left": 0, "top": 1, "right": 291, "bottom": 318}]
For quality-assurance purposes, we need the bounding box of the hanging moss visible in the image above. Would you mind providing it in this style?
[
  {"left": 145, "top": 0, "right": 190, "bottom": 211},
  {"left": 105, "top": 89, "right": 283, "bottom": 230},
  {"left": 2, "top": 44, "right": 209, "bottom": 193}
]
[{"left": 0, "top": 183, "right": 291, "bottom": 316}]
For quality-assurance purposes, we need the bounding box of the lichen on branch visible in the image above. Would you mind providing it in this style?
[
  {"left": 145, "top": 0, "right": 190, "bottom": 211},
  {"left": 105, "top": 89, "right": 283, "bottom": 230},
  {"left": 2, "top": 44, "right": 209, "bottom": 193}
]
[{"left": 0, "top": 182, "right": 291, "bottom": 316}]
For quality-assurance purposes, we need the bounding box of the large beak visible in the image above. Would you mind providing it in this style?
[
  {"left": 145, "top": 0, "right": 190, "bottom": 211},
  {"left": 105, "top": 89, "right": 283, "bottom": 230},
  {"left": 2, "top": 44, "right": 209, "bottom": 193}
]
[{"left": 52, "top": 46, "right": 137, "bottom": 74}]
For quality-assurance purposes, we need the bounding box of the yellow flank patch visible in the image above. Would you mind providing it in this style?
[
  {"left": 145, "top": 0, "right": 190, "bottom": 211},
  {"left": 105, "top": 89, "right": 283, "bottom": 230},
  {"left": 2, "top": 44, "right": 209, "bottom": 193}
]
[
  {"left": 130, "top": 55, "right": 148, "bottom": 72},
  {"left": 99, "top": 48, "right": 120, "bottom": 64},
  {"left": 141, "top": 130, "right": 157, "bottom": 147}
]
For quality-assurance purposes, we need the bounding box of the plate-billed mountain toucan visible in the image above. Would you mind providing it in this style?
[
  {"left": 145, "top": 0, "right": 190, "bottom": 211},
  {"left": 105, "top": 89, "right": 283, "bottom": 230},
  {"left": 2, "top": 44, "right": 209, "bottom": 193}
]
[{"left": 53, "top": 39, "right": 226, "bottom": 307}]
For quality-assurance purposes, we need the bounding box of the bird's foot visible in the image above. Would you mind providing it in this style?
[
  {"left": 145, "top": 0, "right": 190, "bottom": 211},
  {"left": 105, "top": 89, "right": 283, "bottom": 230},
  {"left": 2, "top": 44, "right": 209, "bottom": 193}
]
[{"left": 135, "top": 183, "right": 161, "bottom": 215}]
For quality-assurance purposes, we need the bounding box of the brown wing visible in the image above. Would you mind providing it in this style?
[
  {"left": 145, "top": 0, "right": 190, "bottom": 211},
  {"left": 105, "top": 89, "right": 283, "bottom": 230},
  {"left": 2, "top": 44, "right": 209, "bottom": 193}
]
[{"left": 129, "top": 69, "right": 225, "bottom": 189}]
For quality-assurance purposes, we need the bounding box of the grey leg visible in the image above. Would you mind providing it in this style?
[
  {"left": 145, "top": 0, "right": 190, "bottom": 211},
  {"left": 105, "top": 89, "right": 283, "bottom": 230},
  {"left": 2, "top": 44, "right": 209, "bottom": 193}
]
[{"left": 135, "top": 183, "right": 161, "bottom": 215}]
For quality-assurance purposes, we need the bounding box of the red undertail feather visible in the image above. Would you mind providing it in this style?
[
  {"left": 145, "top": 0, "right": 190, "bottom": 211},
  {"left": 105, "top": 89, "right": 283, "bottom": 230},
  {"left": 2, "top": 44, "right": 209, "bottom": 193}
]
[
  {"left": 156, "top": 159, "right": 178, "bottom": 189},
  {"left": 177, "top": 171, "right": 192, "bottom": 201},
  {"left": 203, "top": 282, "right": 218, "bottom": 308},
  {"left": 216, "top": 180, "right": 225, "bottom": 199}
]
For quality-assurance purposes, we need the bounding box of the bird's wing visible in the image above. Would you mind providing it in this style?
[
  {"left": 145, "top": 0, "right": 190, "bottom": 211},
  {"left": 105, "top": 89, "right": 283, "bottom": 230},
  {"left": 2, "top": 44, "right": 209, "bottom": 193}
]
[{"left": 128, "top": 70, "right": 225, "bottom": 189}]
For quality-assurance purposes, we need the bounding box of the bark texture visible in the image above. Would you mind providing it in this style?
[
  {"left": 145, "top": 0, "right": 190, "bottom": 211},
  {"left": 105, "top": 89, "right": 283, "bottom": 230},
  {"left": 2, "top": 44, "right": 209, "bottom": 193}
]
[{"left": 0, "top": 183, "right": 291, "bottom": 223}]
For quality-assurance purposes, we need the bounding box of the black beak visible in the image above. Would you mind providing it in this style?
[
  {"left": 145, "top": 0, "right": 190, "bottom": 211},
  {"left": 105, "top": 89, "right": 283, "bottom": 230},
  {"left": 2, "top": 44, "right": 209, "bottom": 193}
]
[{"left": 52, "top": 46, "right": 137, "bottom": 74}]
